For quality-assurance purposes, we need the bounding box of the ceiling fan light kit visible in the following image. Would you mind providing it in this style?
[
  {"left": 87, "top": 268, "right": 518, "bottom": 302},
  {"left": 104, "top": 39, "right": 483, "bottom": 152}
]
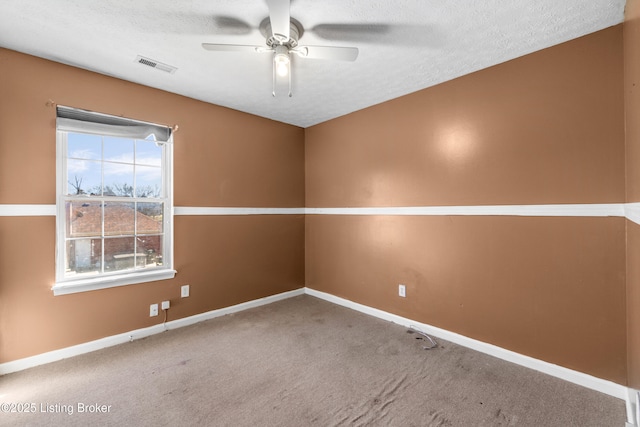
[
  {"left": 273, "top": 45, "right": 292, "bottom": 97},
  {"left": 274, "top": 46, "right": 290, "bottom": 77},
  {"left": 201, "top": 0, "right": 358, "bottom": 98}
]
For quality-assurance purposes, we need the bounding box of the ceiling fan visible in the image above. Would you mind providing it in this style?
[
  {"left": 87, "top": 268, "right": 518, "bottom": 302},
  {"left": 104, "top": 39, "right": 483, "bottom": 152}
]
[{"left": 201, "top": 0, "right": 359, "bottom": 97}]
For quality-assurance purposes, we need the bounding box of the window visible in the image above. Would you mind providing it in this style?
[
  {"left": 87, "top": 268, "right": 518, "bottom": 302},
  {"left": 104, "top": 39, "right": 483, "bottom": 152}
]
[{"left": 53, "top": 106, "right": 175, "bottom": 295}]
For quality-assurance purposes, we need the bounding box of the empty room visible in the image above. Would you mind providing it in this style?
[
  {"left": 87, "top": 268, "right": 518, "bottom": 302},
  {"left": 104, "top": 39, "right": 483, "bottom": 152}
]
[{"left": 1, "top": 0, "right": 640, "bottom": 425}]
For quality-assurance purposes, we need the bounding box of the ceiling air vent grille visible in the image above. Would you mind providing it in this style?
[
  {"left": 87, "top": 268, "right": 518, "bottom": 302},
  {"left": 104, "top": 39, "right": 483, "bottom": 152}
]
[{"left": 135, "top": 55, "right": 177, "bottom": 74}]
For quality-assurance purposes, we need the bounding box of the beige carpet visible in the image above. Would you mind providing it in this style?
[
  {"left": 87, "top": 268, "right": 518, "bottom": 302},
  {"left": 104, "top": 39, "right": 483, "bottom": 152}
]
[{"left": 0, "top": 295, "right": 626, "bottom": 426}]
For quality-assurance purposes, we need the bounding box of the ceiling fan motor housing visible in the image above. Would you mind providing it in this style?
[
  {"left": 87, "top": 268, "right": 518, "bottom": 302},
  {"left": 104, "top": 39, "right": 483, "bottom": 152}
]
[{"left": 261, "top": 18, "right": 302, "bottom": 48}]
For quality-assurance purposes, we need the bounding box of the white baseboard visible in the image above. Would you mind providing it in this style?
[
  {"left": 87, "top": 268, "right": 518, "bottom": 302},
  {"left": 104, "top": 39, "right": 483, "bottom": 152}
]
[
  {"left": 0, "top": 285, "right": 635, "bottom": 425},
  {"left": 0, "top": 288, "right": 304, "bottom": 376},
  {"left": 304, "top": 287, "right": 636, "bottom": 425},
  {"left": 627, "top": 388, "right": 640, "bottom": 427}
]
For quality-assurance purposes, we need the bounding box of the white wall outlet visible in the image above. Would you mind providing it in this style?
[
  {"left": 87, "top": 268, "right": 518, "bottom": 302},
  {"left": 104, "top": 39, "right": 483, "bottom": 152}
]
[
  {"left": 181, "top": 285, "right": 190, "bottom": 298},
  {"left": 150, "top": 303, "right": 159, "bottom": 317},
  {"left": 161, "top": 300, "right": 170, "bottom": 310},
  {"left": 399, "top": 284, "right": 406, "bottom": 298}
]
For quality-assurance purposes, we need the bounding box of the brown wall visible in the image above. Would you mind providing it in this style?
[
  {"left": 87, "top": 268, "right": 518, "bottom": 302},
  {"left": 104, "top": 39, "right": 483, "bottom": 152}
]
[
  {"left": 625, "top": 0, "right": 640, "bottom": 389},
  {"left": 306, "top": 28, "right": 624, "bottom": 208},
  {"left": 306, "top": 26, "right": 627, "bottom": 384},
  {"left": 0, "top": 48, "right": 305, "bottom": 363}
]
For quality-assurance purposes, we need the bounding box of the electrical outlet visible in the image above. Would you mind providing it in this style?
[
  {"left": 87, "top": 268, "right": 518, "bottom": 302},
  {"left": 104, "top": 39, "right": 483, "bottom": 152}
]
[
  {"left": 161, "top": 300, "right": 170, "bottom": 310},
  {"left": 150, "top": 303, "right": 159, "bottom": 317},
  {"left": 181, "top": 284, "right": 190, "bottom": 298},
  {"left": 399, "top": 284, "right": 406, "bottom": 298}
]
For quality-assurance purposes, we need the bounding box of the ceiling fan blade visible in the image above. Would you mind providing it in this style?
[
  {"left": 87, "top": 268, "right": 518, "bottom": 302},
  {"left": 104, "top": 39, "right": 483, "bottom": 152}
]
[
  {"left": 293, "top": 45, "right": 359, "bottom": 62},
  {"left": 311, "top": 23, "right": 444, "bottom": 47},
  {"left": 310, "top": 24, "right": 391, "bottom": 42},
  {"left": 202, "top": 43, "right": 271, "bottom": 53},
  {"left": 266, "top": 0, "right": 290, "bottom": 43},
  {"left": 211, "top": 16, "right": 253, "bottom": 35}
]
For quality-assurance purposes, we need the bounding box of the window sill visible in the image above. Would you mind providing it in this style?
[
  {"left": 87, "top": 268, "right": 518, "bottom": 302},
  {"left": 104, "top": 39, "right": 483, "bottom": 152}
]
[{"left": 52, "top": 269, "right": 177, "bottom": 296}]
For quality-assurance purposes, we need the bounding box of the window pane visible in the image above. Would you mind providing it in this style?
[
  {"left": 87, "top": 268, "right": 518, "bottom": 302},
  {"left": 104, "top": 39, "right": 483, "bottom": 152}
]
[
  {"left": 68, "top": 133, "right": 101, "bottom": 160},
  {"left": 103, "top": 162, "right": 134, "bottom": 197},
  {"left": 136, "top": 140, "right": 162, "bottom": 166},
  {"left": 137, "top": 203, "right": 163, "bottom": 267},
  {"left": 104, "top": 202, "right": 134, "bottom": 235},
  {"left": 137, "top": 202, "right": 163, "bottom": 234},
  {"left": 67, "top": 159, "right": 102, "bottom": 195},
  {"left": 137, "top": 235, "right": 163, "bottom": 267},
  {"left": 66, "top": 238, "right": 102, "bottom": 275},
  {"left": 136, "top": 165, "right": 162, "bottom": 196},
  {"left": 104, "top": 236, "right": 136, "bottom": 272},
  {"left": 67, "top": 201, "right": 102, "bottom": 238},
  {"left": 104, "top": 137, "right": 134, "bottom": 163}
]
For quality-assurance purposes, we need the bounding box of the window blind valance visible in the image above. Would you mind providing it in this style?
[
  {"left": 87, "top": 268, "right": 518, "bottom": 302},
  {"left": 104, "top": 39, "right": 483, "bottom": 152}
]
[{"left": 56, "top": 105, "right": 172, "bottom": 143}]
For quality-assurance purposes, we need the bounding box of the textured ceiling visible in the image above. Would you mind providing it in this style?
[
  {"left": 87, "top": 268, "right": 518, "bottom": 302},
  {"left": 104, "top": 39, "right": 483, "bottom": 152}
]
[{"left": 0, "top": 0, "right": 626, "bottom": 128}]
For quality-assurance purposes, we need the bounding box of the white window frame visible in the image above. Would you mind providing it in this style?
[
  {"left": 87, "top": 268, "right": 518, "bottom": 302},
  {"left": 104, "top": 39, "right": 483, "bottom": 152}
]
[{"left": 52, "top": 107, "right": 176, "bottom": 296}]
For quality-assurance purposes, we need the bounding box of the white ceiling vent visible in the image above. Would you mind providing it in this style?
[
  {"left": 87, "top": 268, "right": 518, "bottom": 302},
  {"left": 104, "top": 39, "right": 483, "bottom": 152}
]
[{"left": 135, "top": 55, "right": 177, "bottom": 74}]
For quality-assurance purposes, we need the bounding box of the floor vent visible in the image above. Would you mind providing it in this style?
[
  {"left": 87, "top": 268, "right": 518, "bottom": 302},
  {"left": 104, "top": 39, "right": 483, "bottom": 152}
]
[{"left": 135, "top": 55, "right": 177, "bottom": 74}]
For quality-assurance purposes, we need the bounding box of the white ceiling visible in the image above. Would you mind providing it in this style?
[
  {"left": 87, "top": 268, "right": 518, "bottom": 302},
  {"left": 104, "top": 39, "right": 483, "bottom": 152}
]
[{"left": 0, "top": 0, "right": 626, "bottom": 128}]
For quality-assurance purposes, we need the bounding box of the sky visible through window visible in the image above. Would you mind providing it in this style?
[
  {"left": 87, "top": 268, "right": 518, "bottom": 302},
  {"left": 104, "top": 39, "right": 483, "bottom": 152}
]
[{"left": 67, "top": 132, "right": 162, "bottom": 198}]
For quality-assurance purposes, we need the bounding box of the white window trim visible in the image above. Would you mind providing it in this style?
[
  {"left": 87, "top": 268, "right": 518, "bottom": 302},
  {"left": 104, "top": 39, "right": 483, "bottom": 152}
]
[
  {"left": 52, "top": 269, "right": 177, "bottom": 296},
  {"left": 53, "top": 113, "right": 176, "bottom": 296}
]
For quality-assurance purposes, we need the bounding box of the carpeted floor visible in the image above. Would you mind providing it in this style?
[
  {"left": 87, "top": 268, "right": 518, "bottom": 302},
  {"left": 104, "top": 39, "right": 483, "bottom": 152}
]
[{"left": 0, "top": 295, "right": 626, "bottom": 426}]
